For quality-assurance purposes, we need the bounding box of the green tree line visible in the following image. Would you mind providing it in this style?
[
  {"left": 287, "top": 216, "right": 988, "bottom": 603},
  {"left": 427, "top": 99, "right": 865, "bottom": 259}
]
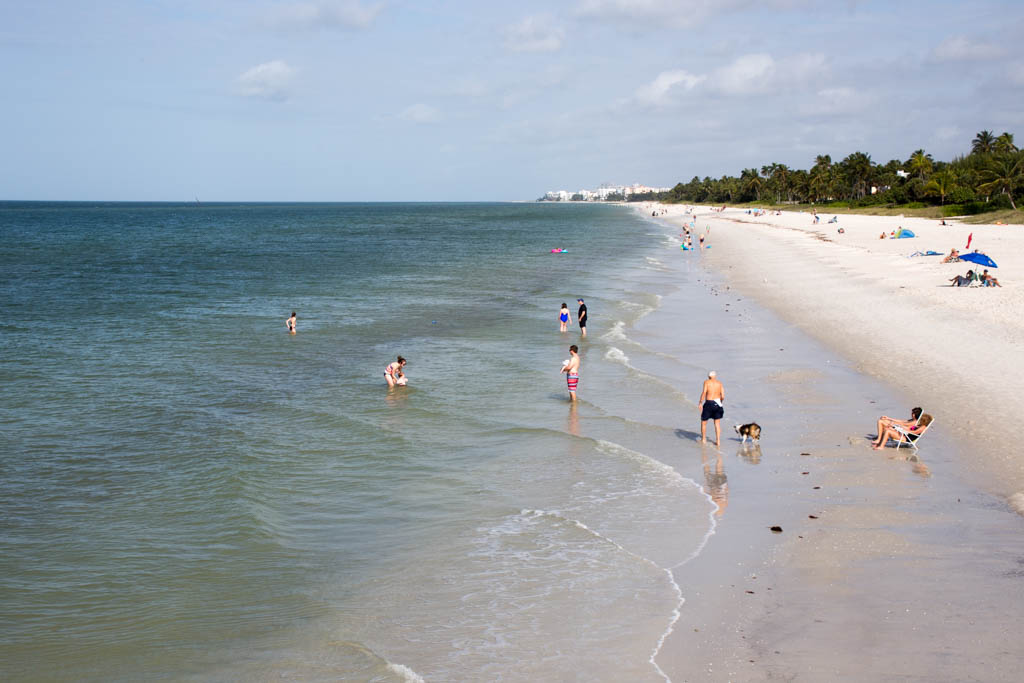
[{"left": 657, "top": 130, "right": 1023, "bottom": 214}]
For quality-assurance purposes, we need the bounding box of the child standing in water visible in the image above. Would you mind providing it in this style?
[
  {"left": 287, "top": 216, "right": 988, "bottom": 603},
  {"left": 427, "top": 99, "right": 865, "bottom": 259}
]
[
  {"left": 558, "top": 303, "right": 571, "bottom": 332},
  {"left": 286, "top": 312, "right": 297, "bottom": 334}
]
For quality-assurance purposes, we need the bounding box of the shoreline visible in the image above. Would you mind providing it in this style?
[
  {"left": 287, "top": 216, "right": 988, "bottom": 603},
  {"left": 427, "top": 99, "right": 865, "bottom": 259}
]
[
  {"left": 648, "top": 203, "right": 1024, "bottom": 513},
  {"left": 624, "top": 203, "right": 1024, "bottom": 680}
]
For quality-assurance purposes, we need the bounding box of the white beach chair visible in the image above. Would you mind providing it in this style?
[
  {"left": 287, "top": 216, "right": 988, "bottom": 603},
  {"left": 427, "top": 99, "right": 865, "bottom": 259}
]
[{"left": 891, "top": 416, "right": 933, "bottom": 451}]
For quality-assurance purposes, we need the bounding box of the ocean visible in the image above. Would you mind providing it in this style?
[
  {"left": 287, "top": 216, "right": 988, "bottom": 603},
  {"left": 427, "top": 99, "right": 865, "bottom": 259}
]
[{"left": 1, "top": 202, "right": 724, "bottom": 681}]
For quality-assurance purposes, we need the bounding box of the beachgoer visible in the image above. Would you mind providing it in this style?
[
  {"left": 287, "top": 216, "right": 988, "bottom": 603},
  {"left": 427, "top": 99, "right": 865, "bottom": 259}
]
[
  {"left": 559, "top": 302, "right": 571, "bottom": 332},
  {"left": 561, "top": 344, "right": 580, "bottom": 401},
  {"left": 949, "top": 270, "right": 975, "bottom": 287},
  {"left": 873, "top": 414, "right": 932, "bottom": 450},
  {"left": 286, "top": 312, "right": 296, "bottom": 334},
  {"left": 577, "top": 299, "right": 588, "bottom": 338},
  {"left": 699, "top": 233, "right": 705, "bottom": 247},
  {"left": 942, "top": 248, "right": 960, "bottom": 263},
  {"left": 874, "top": 407, "right": 922, "bottom": 444},
  {"left": 384, "top": 356, "right": 407, "bottom": 388},
  {"left": 698, "top": 370, "right": 725, "bottom": 446},
  {"left": 981, "top": 269, "right": 1002, "bottom": 287},
  {"left": 395, "top": 369, "right": 408, "bottom": 386}
]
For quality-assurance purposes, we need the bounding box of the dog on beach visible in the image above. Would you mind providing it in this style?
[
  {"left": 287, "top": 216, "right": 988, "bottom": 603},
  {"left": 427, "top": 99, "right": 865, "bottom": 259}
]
[{"left": 734, "top": 423, "right": 762, "bottom": 443}]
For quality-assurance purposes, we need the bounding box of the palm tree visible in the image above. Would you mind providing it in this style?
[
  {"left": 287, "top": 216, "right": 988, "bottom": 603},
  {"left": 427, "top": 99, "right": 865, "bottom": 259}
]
[
  {"left": 971, "top": 130, "right": 995, "bottom": 155},
  {"left": 770, "top": 163, "right": 791, "bottom": 202},
  {"left": 924, "top": 170, "right": 955, "bottom": 205},
  {"left": 995, "top": 132, "right": 1018, "bottom": 155},
  {"left": 841, "top": 151, "right": 873, "bottom": 199},
  {"left": 908, "top": 149, "right": 933, "bottom": 179},
  {"left": 741, "top": 168, "right": 762, "bottom": 201},
  {"left": 978, "top": 154, "right": 1023, "bottom": 210}
]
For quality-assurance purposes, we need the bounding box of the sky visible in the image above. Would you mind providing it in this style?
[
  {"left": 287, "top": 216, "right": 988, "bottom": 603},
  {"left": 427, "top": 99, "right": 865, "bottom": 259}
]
[{"left": 2, "top": 0, "right": 1022, "bottom": 201}]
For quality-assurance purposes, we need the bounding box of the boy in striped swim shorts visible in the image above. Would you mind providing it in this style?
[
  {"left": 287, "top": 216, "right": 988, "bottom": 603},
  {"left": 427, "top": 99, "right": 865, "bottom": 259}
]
[{"left": 561, "top": 344, "right": 580, "bottom": 401}]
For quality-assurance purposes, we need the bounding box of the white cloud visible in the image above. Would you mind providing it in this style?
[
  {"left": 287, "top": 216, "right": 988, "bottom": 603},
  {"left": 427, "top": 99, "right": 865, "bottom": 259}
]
[
  {"left": 931, "top": 36, "right": 1006, "bottom": 62},
  {"left": 635, "top": 69, "right": 705, "bottom": 106},
  {"left": 235, "top": 60, "right": 296, "bottom": 101},
  {"left": 574, "top": 0, "right": 812, "bottom": 27},
  {"left": 398, "top": 103, "right": 441, "bottom": 123},
  {"left": 504, "top": 15, "right": 564, "bottom": 53},
  {"left": 265, "top": 1, "right": 383, "bottom": 31},
  {"left": 708, "top": 52, "right": 827, "bottom": 95},
  {"left": 710, "top": 53, "right": 775, "bottom": 95}
]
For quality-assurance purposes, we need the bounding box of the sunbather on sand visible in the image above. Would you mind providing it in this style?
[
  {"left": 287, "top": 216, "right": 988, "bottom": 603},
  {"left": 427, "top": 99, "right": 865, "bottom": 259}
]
[
  {"left": 872, "top": 414, "right": 932, "bottom": 450},
  {"left": 981, "top": 269, "right": 1002, "bottom": 287},
  {"left": 875, "top": 407, "right": 921, "bottom": 441},
  {"left": 949, "top": 269, "right": 974, "bottom": 287},
  {"left": 942, "top": 248, "right": 960, "bottom": 263}
]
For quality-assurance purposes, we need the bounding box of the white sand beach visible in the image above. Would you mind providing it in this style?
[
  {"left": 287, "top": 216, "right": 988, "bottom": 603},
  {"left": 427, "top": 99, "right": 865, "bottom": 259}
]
[
  {"left": 649, "top": 204, "right": 1024, "bottom": 513},
  {"left": 635, "top": 202, "right": 1024, "bottom": 681}
]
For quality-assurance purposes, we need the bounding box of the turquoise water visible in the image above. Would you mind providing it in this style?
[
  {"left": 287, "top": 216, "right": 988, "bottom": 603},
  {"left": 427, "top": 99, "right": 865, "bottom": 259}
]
[{"left": 0, "top": 202, "right": 716, "bottom": 680}]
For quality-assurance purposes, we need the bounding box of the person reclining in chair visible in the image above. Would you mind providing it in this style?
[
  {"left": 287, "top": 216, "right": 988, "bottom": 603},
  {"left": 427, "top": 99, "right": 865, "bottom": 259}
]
[
  {"left": 872, "top": 413, "right": 932, "bottom": 450},
  {"left": 874, "top": 406, "right": 921, "bottom": 442},
  {"left": 981, "top": 269, "right": 1002, "bottom": 287},
  {"left": 948, "top": 269, "right": 975, "bottom": 287},
  {"left": 942, "top": 248, "right": 960, "bottom": 263}
]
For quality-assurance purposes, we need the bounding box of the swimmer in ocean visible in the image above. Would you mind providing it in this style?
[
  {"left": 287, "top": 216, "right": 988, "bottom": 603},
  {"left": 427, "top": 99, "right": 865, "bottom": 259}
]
[
  {"left": 286, "top": 311, "right": 296, "bottom": 334},
  {"left": 559, "top": 302, "right": 571, "bottom": 332},
  {"left": 385, "top": 356, "right": 407, "bottom": 388}
]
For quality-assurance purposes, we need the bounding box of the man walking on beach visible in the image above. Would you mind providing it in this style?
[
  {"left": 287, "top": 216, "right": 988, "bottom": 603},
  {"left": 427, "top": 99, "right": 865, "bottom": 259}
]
[
  {"left": 562, "top": 344, "right": 580, "bottom": 401},
  {"left": 698, "top": 370, "right": 725, "bottom": 446},
  {"left": 577, "top": 298, "right": 587, "bottom": 338}
]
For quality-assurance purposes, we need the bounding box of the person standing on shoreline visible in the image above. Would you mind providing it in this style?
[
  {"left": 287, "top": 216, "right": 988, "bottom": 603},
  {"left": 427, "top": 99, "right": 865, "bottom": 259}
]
[
  {"left": 698, "top": 370, "right": 725, "bottom": 446},
  {"left": 577, "top": 298, "right": 588, "bottom": 338},
  {"left": 562, "top": 344, "right": 580, "bottom": 401}
]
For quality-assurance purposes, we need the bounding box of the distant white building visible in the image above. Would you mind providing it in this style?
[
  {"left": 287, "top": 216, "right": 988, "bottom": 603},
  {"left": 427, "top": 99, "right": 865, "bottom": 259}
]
[{"left": 541, "top": 183, "right": 672, "bottom": 201}]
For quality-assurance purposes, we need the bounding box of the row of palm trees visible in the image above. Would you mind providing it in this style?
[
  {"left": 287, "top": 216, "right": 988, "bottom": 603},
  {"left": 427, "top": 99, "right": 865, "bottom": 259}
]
[{"left": 660, "top": 131, "right": 1022, "bottom": 211}]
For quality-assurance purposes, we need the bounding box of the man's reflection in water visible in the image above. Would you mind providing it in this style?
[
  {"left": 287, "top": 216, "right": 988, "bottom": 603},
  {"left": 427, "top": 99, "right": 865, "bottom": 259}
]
[
  {"left": 702, "top": 449, "right": 729, "bottom": 517},
  {"left": 567, "top": 401, "right": 580, "bottom": 437}
]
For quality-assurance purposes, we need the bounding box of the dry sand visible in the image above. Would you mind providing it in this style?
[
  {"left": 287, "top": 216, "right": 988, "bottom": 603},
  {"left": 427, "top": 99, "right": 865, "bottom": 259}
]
[{"left": 651, "top": 204, "right": 1024, "bottom": 513}]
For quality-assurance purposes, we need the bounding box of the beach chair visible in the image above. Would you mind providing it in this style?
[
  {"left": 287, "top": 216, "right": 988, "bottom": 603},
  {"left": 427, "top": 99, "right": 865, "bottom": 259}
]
[{"left": 891, "top": 415, "right": 933, "bottom": 452}]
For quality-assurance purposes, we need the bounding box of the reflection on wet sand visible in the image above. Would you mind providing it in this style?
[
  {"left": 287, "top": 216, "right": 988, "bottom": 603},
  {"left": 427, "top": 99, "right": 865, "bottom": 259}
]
[
  {"left": 702, "top": 449, "right": 729, "bottom": 517},
  {"left": 888, "top": 451, "right": 931, "bottom": 478},
  {"left": 737, "top": 443, "right": 762, "bottom": 465}
]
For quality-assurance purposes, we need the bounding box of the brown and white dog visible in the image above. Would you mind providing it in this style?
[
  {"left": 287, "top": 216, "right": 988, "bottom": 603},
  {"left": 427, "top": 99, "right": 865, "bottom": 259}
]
[{"left": 734, "top": 423, "right": 762, "bottom": 443}]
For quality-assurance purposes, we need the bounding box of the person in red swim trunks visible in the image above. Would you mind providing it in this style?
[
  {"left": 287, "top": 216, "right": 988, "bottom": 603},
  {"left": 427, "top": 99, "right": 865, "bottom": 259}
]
[{"left": 561, "top": 345, "right": 580, "bottom": 401}]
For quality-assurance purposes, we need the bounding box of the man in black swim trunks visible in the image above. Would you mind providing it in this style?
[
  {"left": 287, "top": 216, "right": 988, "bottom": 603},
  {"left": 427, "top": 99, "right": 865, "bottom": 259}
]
[
  {"left": 698, "top": 370, "right": 725, "bottom": 446},
  {"left": 577, "top": 298, "right": 587, "bottom": 338}
]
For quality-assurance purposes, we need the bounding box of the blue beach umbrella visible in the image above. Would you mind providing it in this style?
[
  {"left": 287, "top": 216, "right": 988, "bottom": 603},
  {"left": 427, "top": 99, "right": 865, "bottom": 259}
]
[{"left": 959, "top": 252, "right": 998, "bottom": 269}]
